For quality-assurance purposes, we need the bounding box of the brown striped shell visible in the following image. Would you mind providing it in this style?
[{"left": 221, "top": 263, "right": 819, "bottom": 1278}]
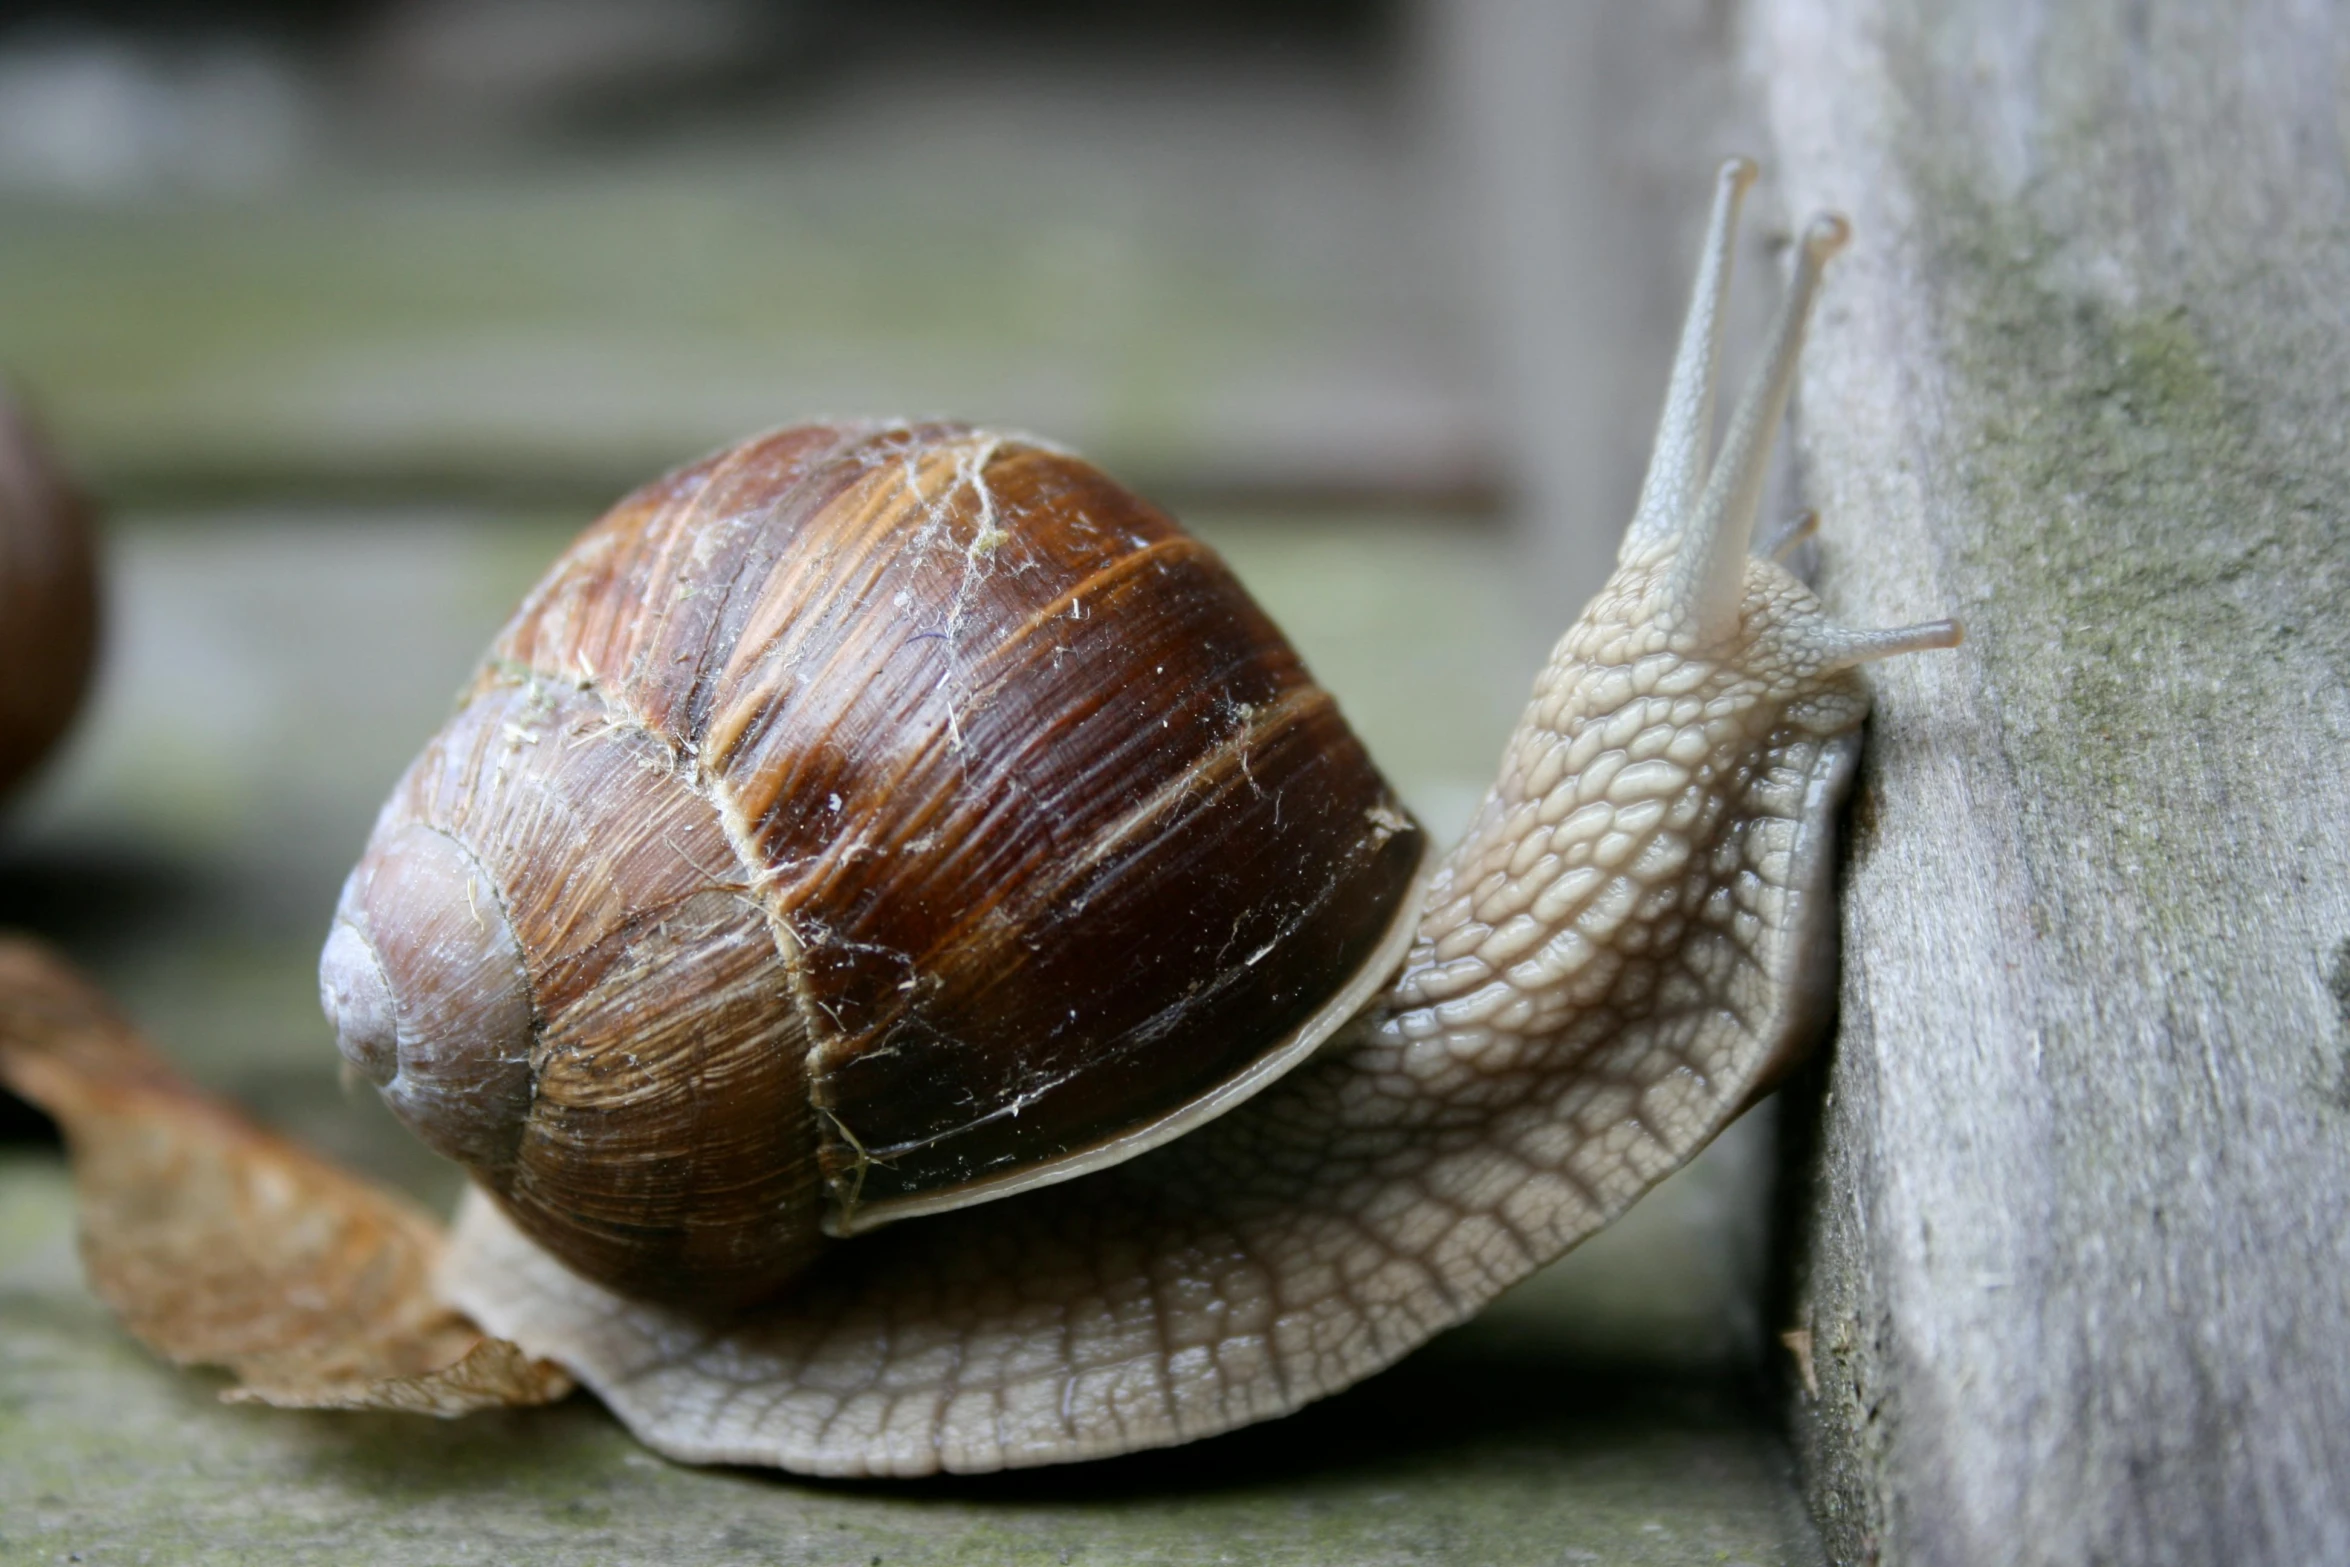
[{"left": 321, "top": 422, "right": 1430, "bottom": 1308}]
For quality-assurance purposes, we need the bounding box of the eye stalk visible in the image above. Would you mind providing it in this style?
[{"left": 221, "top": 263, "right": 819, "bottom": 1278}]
[
  {"left": 1624, "top": 163, "right": 1955, "bottom": 667},
  {"left": 1625, "top": 154, "right": 1757, "bottom": 559}
]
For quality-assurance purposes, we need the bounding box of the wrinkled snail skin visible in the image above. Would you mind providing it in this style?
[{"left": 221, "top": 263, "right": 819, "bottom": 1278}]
[
  {"left": 358, "top": 159, "right": 1960, "bottom": 1475},
  {"left": 0, "top": 393, "right": 99, "bottom": 801}
]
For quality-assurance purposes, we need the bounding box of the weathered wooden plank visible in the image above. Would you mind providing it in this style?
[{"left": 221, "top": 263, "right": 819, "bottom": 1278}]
[
  {"left": 1754, "top": 3, "right": 2350, "bottom": 1562},
  {"left": 0, "top": 59, "right": 1487, "bottom": 508}
]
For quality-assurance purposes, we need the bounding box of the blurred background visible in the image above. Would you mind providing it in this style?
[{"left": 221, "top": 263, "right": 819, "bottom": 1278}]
[{"left": 0, "top": 0, "right": 1809, "bottom": 1479}]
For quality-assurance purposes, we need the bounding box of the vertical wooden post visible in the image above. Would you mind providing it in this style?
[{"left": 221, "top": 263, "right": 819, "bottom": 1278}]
[{"left": 1756, "top": 3, "right": 2350, "bottom": 1562}]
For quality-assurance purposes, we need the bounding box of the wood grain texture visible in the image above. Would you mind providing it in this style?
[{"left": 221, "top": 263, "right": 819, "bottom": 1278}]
[{"left": 1754, "top": 3, "right": 2350, "bottom": 1562}]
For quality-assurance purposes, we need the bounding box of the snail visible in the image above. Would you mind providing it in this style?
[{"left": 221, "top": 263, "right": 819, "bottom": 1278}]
[
  {"left": 322, "top": 159, "right": 1959, "bottom": 1474},
  {"left": 0, "top": 390, "right": 99, "bottom": 803}
]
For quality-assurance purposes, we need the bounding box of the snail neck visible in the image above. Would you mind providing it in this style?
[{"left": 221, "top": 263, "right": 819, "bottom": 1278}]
[{"left": 1371, "top": 557, "right": 1868, "bottom": 1114}]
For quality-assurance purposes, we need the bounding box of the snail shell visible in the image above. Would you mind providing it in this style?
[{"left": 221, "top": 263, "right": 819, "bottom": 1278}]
[
  {"left": 0, "top": 392, "right": 99, "bottom": 802},
  {"left": 322, "top": 422, "right": 1431, "bottom": 1307}
]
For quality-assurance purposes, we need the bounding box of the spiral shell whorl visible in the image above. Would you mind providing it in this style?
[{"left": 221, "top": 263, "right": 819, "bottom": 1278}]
[{"left": 328, "top": 677, "right": 821, "bottom": 1305}]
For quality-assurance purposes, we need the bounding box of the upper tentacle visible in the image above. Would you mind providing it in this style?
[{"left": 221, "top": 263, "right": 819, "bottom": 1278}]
[
  {"left": 1622, "top": 157, "right": 1755, "bottom": 563},
  {"left": 1656, "top": 214, "right": 1847, "bottom": 645}
]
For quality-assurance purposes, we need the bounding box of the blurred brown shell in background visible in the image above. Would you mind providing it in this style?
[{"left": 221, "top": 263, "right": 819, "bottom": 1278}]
[{"left": 0, "top": 391, "right": 100, "bottom": 801}]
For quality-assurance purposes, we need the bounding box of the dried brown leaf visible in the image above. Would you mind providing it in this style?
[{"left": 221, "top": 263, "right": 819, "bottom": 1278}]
[
  {"left": 0, "top": 934, "right": 571, "bottom": 1415},
  {"left": 224, "top": 1335, "right": 574, "bottom": 1415}
]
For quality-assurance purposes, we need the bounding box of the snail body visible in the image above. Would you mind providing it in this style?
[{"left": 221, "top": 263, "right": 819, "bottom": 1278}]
[{"left": 329, "top": 161, "right": 1959, "bottom": 1472}]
